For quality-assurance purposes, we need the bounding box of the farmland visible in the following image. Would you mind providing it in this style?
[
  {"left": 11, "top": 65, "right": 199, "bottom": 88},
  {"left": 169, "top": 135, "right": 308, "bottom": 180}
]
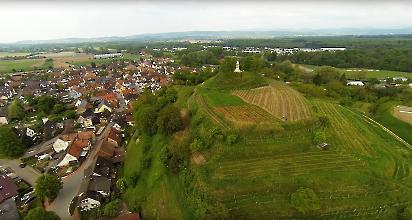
[
  {"left": 301, "top": 64, "right": 412, "bottom": 79},
  {"left": 202, "top": 98, "right": 412, "bottom": 219},
  {"left": 233, "top": 81, "right": 312, "bottom": 121},
  {"left": 0, "top": 52, "right": 31, "bottom": 58},
  {"left": 0, "top": 59, "right": 46, "bottom": 74}
]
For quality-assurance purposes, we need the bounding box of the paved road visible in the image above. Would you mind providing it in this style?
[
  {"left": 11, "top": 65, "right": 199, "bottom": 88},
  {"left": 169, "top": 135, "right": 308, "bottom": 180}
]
[
  {"left": 46, "top": 123, "right": 113, "bottom": 220},
  {"left": 22, "top": 136, "right": 59, "bottom": 159},
  {"left": 0, "top": 159, "right": 41, "bottom": 185}
]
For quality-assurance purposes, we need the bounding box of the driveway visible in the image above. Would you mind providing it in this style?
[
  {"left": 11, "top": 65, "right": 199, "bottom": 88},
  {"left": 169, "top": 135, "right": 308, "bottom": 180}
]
[
  {"left": 0, "top": 159, "right": 41, "bottom": 185},
  {"left": 46, "top": 122, "right": 113, "bottom": 220}
]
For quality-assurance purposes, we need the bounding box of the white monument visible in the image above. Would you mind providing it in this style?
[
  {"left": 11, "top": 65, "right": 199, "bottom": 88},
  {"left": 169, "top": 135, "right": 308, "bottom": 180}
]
[{"left": 234, "top": 60, "right": 242, "bottom": 73}]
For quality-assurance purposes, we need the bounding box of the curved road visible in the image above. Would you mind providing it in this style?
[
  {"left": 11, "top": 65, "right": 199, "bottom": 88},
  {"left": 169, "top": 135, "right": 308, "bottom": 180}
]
[{"left": 46, "top": 123, "right": 113, "bottom": 220}]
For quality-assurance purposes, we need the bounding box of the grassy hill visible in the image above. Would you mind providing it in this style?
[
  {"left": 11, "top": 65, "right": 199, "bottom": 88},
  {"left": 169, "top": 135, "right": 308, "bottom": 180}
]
[{"left": 123, "top": 70, "right": 412, "bottom": 219}]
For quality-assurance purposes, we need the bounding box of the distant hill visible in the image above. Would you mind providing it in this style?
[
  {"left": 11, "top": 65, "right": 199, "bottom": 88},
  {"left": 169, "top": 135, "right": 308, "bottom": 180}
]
[{"left": 8, "top": 27, "right": 412, "bottom": 45}]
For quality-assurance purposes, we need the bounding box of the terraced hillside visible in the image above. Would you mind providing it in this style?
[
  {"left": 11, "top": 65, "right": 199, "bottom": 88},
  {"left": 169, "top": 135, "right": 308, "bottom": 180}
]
[
  {"left": 233, "top": 81, "right": 312, "bottom": 121},
  {"left": 202, "top": 98, "right": 412, "bottom": 219}
]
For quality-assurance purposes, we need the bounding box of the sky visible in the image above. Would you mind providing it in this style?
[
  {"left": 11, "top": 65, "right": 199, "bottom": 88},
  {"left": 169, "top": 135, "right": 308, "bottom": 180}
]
[{"left": 0, "top": 1, "right": 412, "bottom": 43}]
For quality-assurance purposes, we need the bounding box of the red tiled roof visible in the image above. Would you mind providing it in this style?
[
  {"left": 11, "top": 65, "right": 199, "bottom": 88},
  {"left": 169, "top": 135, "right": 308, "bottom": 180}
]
[
  {"left": 68, "top": 140, "right": 89, "bottom": 158},
  {"left": 98, "top": 140, "right": 115, "bottom": 159},
  {"left": 107, "top": 128, "right": 122, "bottom": 144}
]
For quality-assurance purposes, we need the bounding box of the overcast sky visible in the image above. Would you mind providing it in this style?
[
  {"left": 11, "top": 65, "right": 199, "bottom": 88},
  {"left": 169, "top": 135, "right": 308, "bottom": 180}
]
[{"left": 0, "top": 1, "right": 412, "bottom": 43}]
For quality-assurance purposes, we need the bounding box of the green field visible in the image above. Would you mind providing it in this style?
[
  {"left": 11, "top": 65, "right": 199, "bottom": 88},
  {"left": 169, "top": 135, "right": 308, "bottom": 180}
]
[
  {"left": 0, "top": 52, "right": 30, "bottom": 58},
  {"left": 303, "top": 64, "right": 412, "bottom": 79},
  {"left": 69, "top": 53, "right": 140, "bottom": 67},
  {"left": 124, "top": 70, "right": 412, "bottom": 219},
  {"left": 373, "top": 102, "right": 412, "bottom": 145},
  {"left": 0, "top": 59, "right": 46, "bottom": 74}
]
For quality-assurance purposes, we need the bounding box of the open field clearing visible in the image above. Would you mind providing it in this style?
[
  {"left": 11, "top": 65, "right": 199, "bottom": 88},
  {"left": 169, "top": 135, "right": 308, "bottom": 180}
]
[
  {"left": 393, "top": 105, "right": 412, "bottom": 125},
  {"left": 52, "top": 53, "right": 93, "bottom": 68},
  {"left": 0, "top": 52, "right": 31, "bottom": 58},
  {"left": 233, "top": 82, "right": 312, "bottom": 121},
  {"left": 0, "top": 59, "right": 46, "bottom": 74},
  {"left": 301, "top": 64, "right": 412, "bottom": 79}
]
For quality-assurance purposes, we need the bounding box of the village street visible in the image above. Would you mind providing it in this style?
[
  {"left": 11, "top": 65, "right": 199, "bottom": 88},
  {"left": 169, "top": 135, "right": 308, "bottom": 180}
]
[
  {"left": 0, "top": 158, "right": 40, "bottom": 185},
  {"left": 46, "top": 122, "right": 113, "bottom": 219}
]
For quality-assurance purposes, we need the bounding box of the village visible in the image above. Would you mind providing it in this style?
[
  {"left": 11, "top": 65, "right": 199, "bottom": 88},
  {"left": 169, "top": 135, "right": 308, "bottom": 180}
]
[{"left": 0, "top": 52, "right": 176, "bottom": 219}]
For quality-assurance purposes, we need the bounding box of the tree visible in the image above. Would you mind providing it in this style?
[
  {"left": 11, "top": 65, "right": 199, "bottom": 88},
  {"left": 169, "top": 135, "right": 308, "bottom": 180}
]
[
  {"left": 103, "top": 199, "right": 120, "bottom": 217},
  {"left": 156, "top": 105, "right": 184, "bottom": 134},
  {"left": 313, "top": 74, "right": 322, "bottom": 86},
  {"left": 35, "top": 174, "right": 62, "bottom": 202},
  {"left": 8, "top": 99, "right": 24, "bottom": 121},
  {"left": 291, "top": 188, "right": 320, "bottom": 214},
  {"left": 91, "top": 62, "right": 97, "bottom": 68},
  {"left": 0, "top": 126, "right": 25, "bottom": 157},
  {"left": 135, "top": 105, "right": 157, "bottom": 135},
  {"left": 34, "top": 96, "right": 57, "bottom": 114},
  {"left": 24, "top": 207, "right": 60, "bottom": 220}
]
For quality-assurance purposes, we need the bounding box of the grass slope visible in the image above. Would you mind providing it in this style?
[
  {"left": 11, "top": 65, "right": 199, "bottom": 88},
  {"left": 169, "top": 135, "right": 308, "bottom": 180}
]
[{"left": 124, "top": 73, "right": 412, "bottom": 219}]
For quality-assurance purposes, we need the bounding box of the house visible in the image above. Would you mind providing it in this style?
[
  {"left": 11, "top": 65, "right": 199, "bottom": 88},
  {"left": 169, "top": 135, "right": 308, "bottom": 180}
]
[
  {"left": 0, "top": 176, "right": 18, "bottom": 203},
  {"left": 57, "top": 139, "right": 90, "bottom": 167},
  {"left": 53, "top": 138, "right": 70, "bottom": 153},
  {"left": 25, "top": 128, "right": 36, "bottom": 138},
  {"left": 78, "top": 191, "right": 102, "bottom": 211},
  {"left": 94, "top": 100, "right": 112, "bottom": 113},
  {"left": 0, "top": 107, "right": 8, "bottom": 125},
  {"left": 0, "top": 86, "right": 13, "bottom": 101},
  {"left": 347, "top": 80, "right": 364, "bottom": 86},
  {"left": 77, "top": 157, "right": 114, "bottom": 211},
  {"left": 97, "top": 140, "right": 115, "bottom": 159},
  {"left": 75, "top": 100, "right": 89, "bottom": 114},
  {"left": 107, "top": 128, "right": 122, "bottom": 147},
  {"left": 0, "top": 198, "right": 20, "bottom": 220},
  {"left": 0, "top": 176, "right": 19, "bottom": 219}
]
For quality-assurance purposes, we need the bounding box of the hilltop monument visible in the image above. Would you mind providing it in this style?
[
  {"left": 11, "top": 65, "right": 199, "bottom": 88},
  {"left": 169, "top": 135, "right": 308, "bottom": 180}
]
[{"left": 234, "top": 60, "right": 242, "bottom": 73}]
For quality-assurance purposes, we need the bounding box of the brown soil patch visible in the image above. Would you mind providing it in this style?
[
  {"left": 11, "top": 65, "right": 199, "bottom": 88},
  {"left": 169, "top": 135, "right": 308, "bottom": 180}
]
[
  {"left": 53, "top": 53, "right": 93, "bottom": 68},
  {"left": 393, "top": 106, "right": 412, "bottom": 125},
  {"left": 214, "top": 105, "right": 275, "bottom": 127},
  {"left": 191, "top": 152, "right": 206, "bottom": 165}
]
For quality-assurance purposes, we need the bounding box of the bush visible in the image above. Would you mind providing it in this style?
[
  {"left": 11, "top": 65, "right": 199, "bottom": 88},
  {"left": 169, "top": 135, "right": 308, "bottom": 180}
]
[
  {"left": 103, "top": 199, "right": 120, "bottom": 217},
  {"left": 156, "top": 105, "right": 184, "bottom": 134},
  {"left": 226, "top": 134, "right": 239, "bottom": 145}
]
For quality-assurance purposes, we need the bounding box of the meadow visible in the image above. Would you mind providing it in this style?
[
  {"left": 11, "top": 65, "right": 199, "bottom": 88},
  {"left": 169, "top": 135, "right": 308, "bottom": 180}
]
[
  {"left": 302, "top": 64, "right": 412, "bottom": 79},
  {"left": 0, "top": 59, "right": 46, "bottom": 74}
]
